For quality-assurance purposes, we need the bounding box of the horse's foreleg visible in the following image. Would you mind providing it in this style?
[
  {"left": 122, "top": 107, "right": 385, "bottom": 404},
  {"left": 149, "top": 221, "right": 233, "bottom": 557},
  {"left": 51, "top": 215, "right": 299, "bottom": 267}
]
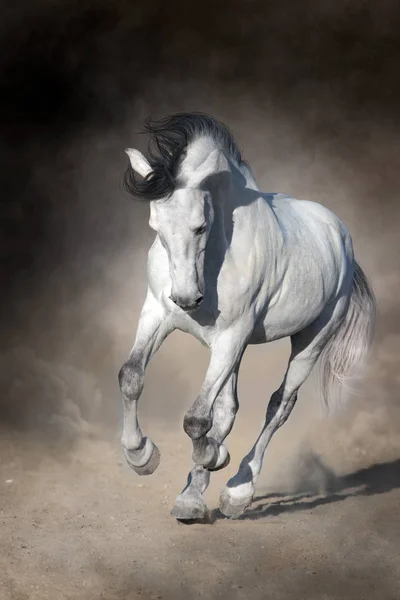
[
  {"left": 118, "top": 295, "right": 173, "bottom": 475},
  {"left": 171, "top": 369, "right": 239, "bottom": 520},
  {"left": 183, "top": 325, "right": 247, "bottom": 470}
]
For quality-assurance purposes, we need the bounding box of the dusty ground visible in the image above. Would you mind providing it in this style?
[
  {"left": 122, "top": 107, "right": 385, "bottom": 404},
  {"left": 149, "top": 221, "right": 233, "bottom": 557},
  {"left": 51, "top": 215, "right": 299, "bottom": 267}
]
[{"left": 1, "top": 339, "right": 400, "bottom": 600}]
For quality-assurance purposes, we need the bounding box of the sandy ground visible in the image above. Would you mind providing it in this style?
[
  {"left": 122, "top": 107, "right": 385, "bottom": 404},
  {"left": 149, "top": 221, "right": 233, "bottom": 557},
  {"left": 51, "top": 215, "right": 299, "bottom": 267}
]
[{"left": 1, "top": 336, "right": 400, "bottom": 600}]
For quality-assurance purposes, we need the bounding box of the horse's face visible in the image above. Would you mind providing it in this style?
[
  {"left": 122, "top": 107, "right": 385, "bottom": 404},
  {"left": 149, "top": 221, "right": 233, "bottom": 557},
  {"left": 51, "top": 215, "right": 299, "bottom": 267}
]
[
  {"left": 150, "top": 187, "right": 214, "bottom": 311},
  {"left": 126, "top": 146, "right": 230, "bottom": 312}
]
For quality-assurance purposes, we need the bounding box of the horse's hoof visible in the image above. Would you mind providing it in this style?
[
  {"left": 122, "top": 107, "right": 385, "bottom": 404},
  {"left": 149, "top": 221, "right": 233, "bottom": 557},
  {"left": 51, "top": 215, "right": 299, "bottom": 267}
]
[
  {"left": 219, "top": 488, "right": 253, "bottom": 518},
  {"left": 171, "top": 494, "right": 207, "bottom": 521},
  {"left": 208, "top": 449, "right": 230, "bottom": 472},
  {"left": 124, "top": 440, "right": 160, "bottom": 476}
]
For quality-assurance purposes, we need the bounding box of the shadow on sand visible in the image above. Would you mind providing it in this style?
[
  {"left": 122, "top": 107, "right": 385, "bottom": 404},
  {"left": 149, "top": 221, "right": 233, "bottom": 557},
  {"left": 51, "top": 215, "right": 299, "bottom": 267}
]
[{"left": 210, "top": 457, "right": 400, "bottom": 522}]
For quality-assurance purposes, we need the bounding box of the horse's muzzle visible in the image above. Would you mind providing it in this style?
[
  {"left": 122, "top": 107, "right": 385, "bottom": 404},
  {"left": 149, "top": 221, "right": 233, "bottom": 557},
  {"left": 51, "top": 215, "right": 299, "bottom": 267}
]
[{"left": 170, "top": 294, "right": 204, "bottom": 312}]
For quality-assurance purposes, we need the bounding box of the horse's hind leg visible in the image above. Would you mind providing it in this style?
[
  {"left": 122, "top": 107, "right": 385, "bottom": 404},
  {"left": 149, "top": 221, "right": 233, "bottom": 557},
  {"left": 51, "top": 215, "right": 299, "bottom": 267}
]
[
  {"left": 118, "top": 293, "right": 173, "bottom": 475},
  {"left": 171, "top": 369, "right": 239, "bottom": 520},
  {"left": 220, "top": 300, "right": 348, "bottom": 517}
]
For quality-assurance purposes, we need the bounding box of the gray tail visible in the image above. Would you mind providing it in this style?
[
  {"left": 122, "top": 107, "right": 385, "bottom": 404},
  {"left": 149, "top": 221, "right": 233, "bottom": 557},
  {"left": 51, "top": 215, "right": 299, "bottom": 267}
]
[{"left": 317, "top": 261, "right": 377, "bottom": 414}]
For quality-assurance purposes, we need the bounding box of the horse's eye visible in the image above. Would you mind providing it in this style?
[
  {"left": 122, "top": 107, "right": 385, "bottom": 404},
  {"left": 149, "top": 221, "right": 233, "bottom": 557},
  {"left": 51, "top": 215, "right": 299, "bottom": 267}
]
[{"left": 194, "top": 224, "right": 206, "bottom": 235}]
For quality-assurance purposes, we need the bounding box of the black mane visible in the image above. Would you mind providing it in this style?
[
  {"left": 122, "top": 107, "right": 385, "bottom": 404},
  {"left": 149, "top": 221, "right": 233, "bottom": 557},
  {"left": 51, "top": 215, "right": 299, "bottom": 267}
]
[{"left": 123, "top": 112, "right": 245, "bottom": 201}]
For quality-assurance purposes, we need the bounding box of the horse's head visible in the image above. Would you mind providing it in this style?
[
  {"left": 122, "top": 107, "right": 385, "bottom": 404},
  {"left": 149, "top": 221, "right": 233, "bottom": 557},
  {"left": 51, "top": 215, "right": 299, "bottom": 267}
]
[{"left": 126, "top": 148, "right": 230, "bottom": 312}]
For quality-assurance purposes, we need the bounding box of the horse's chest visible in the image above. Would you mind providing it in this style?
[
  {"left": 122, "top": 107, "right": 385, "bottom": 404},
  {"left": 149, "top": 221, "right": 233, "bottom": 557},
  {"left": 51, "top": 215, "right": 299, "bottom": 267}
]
[{"left": 172, "top": 313, "right": 213, "bottom": 347}]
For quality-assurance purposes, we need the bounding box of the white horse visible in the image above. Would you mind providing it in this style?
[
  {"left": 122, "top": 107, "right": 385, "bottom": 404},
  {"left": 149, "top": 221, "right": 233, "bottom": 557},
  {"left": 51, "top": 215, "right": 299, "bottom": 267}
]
[{"left": 119, "top": 113, "right": 376, "bottom": 520}]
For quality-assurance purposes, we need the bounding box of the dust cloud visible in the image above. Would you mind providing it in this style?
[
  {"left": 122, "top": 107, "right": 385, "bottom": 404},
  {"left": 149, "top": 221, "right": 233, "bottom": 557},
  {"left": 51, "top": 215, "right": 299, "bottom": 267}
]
[{"left": 0, "top": 2, "right": 400, "bottom": 598}]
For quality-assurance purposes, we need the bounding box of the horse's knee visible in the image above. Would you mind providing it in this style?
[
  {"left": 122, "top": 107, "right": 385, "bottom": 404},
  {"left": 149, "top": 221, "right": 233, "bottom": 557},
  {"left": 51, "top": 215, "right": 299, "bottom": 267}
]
[
  {"left": 118, "top": 361, "right": 143, "bottom": 399},
  {"left": 183, "top": 414, "right": 212, "bottom": 439}
]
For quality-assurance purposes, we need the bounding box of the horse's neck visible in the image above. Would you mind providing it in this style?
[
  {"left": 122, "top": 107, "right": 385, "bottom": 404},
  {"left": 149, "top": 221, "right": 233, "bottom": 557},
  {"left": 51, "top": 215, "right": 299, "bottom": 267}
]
[
  {"left": 184, "top": 138, "right": 280, "bottom": 250},
  {"left": 211, "top": 163, "right": 281, "bottom": 260},
  {"left": 238, "top": 162, "right": 259, "bottom": 192},
  {"left": 228, "top": 164, "right": 277, "bottom": 233}
]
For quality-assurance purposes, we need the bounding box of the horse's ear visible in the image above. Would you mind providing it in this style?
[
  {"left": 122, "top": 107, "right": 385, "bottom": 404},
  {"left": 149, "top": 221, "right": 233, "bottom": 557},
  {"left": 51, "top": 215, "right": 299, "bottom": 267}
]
[
  {"left": 189, "top": 149, "right": 230, "bottom": 188},
  {"left": 125, "top": 148, "right": 153, "bottom": 178}
]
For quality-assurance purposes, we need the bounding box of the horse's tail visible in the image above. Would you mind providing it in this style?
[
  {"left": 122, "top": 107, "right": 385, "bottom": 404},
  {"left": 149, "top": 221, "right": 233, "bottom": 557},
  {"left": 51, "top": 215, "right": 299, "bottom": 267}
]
[{"left": 317, "top": 261, "right": 377, "bottom": 414}]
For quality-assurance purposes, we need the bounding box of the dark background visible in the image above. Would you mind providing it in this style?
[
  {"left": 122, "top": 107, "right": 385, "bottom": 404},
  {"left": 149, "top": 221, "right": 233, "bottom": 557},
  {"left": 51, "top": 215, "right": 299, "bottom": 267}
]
[{"left": 1, "top": 0, "right": 399, "bottom": 434}]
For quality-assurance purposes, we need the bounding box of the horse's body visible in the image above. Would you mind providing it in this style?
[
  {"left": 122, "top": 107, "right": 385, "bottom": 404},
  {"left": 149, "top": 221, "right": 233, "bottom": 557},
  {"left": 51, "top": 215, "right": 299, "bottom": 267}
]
[
  {"left": 119, "top": 113, "right": 376, "bottom": 520},
  {"left": 148, "top": 190, "right": 353, "bottom": 345}
]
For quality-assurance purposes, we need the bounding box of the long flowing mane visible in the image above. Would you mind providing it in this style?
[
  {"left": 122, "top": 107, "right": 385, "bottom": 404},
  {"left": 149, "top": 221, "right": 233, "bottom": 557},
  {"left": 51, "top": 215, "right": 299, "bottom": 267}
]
[{"left": 123, "top": 112, "right": 246, "bottom": 201}]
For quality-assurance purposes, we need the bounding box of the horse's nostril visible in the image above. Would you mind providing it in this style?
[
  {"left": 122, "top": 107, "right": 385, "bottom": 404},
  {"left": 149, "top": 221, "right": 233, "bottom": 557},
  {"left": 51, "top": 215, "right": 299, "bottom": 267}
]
[{"left": 170, "top": 295, "right": 203, "bottom": 310}]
